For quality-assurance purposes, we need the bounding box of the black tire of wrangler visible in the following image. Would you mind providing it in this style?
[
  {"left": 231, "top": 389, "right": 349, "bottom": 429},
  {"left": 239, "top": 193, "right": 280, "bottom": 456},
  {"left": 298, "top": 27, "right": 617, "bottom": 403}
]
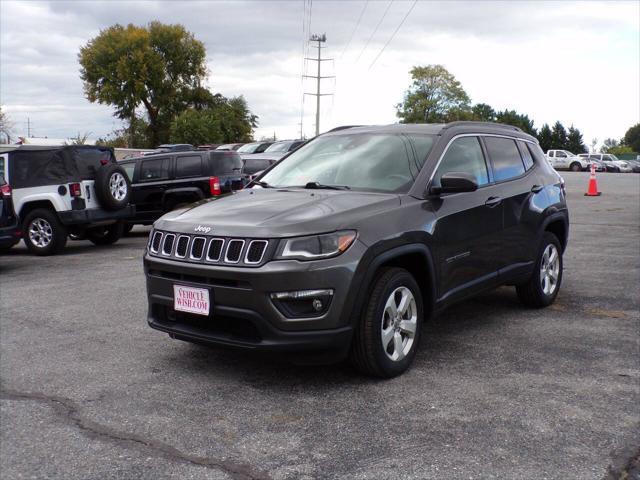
[
  {"left": 350, "top": 267, "right": 423, "bottom": 378},
  {"left": 516, "top": 232, "right": 563, "bottom": 308},
  {"left": 86, "top": 221, "right": 124, "bottom": 245},
  {"left": 94, "top": 163, "right": 131, "bottom": 211},
  {"left": 23, "top": 208, "right": 68, "bottom": 256}
]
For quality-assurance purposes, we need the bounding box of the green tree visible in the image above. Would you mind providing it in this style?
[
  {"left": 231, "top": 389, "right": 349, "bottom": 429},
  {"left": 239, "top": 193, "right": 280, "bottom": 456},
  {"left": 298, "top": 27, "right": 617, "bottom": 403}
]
[
  {"left": 607, "top": 145, "right": 634, "bottom": 156},
  {"left": 0, "top": 106, "right": 13, "bottom": 144},
  {"left": 566, "top": 125, "right": 587, "bottom": 154},
  {"left": 396, "top": 65, "right": 471, "bottom": 123},
  {"left": 97, "top": 116, "right": 152, "bottom": 148},
  {"left": 495, "top": 109, "right": 536, "bottom": 136},
  {"left": 550, "top": 121, "right": 568, "bottom": 149},
  {"left": 170, "top": 95, "right": 258, "bottom": 145},
  {"left": 623, "top": 123, "right": 640, "bottom": 152},
  {"left": 79, "top": 22, "right": 207, "bottom": 146},
  {"left": 471, "top": 103, "right": 496, "bottom": 122},
  {"left": 537, "top": 123, "right": 553, "bottom": 152},
  {"left": 65, "top": 132, "right": 92, "bottom": 145}
]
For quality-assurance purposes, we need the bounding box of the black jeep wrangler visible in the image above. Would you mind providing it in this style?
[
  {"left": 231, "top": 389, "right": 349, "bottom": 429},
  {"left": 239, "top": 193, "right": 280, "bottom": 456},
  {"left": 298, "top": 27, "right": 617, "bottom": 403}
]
[{"left": 144, "top": 122, "right": 569, "bottom": 377}]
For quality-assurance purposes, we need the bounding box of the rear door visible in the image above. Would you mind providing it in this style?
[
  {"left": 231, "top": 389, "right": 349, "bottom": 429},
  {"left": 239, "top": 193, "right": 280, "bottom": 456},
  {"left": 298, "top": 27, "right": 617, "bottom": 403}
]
[
  {"left": 482, "top": 136, "right": 538, "bottom": 271},
  {"left": 135, "top": 156, "right": 171, "bottom": 217},
  {"left": 431, "top": 136, "right": 505, "bottom": 300},
  {"left": 209, "top": 152, "right": 244, "bottom": 192}
]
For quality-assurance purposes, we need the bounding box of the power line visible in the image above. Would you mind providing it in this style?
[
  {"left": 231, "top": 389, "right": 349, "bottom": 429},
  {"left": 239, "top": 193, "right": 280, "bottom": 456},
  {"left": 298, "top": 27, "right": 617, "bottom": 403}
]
[
  {"left": 339, "top": 0, "right": 369, "bottom": 60},
  {"left": 369, "top": 0, "right": 418, "bottom": 70},
  {"left": 355, "top": 0, "right": 394, "bottom": 63}
]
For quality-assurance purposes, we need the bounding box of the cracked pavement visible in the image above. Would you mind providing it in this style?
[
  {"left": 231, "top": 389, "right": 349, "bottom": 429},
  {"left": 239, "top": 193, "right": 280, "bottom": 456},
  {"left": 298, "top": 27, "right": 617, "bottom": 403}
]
[{"left": 1, "top": 172, "right": 639, "bottom": 479}]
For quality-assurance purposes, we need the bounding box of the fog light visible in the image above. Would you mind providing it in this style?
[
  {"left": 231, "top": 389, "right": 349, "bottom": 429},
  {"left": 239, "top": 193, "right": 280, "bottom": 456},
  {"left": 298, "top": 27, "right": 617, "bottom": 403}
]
[{"left": 270, "top": 289, "right": 334, "bottom": 318}]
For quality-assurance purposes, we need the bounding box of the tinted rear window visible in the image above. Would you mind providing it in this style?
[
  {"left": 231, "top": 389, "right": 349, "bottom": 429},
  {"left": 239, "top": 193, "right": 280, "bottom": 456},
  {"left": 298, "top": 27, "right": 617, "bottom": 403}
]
[
  {"left": 175, "top": 155, "right": 203, "bottom": 177},
  {"left": 243, "top": 158, "right": 273, "bottom": 175},
  {"left": 73, "top": 147, "right": 114, "bottom": 180},
  {"left": 484, "top": 137, "right": 525, "bottom": 181},
  {"left": 208, "top": 152, "right": 242, "bottom": 175},
  {"left": 139, "top": 157, "right": 170, "bottom": 181}
]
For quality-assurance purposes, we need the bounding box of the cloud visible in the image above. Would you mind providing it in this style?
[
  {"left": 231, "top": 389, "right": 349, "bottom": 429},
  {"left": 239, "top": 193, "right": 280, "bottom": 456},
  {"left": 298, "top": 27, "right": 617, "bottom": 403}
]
[{"left": 1, "top": 0, "right": 638, "bottom": 145}]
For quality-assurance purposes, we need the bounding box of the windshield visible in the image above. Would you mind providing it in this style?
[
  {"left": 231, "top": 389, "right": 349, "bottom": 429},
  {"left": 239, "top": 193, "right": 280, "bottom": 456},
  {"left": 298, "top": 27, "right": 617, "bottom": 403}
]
[
  {"left": 265, "top": 142, "right": 291, "bottom": 153},
  {"left": 260, "top": 133, "right": 435, "bottom": 193},
  {"left": 237, "top": 143, "right": 260, "bottom": 154}
]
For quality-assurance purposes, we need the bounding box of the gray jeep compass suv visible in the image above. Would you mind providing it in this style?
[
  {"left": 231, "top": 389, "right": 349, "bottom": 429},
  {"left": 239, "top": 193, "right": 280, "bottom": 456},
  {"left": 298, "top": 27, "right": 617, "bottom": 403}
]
[{"left": 144, "top": 122, "right": 569, "bottom": 377}]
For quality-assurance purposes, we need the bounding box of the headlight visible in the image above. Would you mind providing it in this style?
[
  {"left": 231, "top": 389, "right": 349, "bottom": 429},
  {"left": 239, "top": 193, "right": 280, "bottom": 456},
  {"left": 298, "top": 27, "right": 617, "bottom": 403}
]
[{"left": 275, "top": 230, "right": 357, "bottom": 261}]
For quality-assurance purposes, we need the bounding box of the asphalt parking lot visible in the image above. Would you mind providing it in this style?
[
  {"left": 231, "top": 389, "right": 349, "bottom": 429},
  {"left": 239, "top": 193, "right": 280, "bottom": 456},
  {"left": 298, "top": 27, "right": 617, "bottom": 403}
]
[{"left": 1, "top": 171, "right": 638, "bottom": 480}]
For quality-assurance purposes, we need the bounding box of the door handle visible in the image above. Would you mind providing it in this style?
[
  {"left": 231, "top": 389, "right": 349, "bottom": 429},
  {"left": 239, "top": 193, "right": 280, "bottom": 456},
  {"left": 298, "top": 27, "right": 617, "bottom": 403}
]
[
  {"left": 531, "top": 184, "right": 543, "bottom": 193},
  {"left": 484, "top": 196, "right": 502, "bottom": 208}
]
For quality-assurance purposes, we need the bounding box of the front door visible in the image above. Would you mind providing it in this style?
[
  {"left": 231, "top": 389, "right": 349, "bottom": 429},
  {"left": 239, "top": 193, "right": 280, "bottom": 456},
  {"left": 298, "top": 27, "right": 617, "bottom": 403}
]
[{"left": 430, "top": 136, "right": 504, "bottom": 301}]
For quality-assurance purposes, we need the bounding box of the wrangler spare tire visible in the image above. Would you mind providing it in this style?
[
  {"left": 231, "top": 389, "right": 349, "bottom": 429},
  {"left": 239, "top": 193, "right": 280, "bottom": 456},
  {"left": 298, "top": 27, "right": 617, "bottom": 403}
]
[{"left": 95, "top": 163, "right": 131, "bottom": 211}]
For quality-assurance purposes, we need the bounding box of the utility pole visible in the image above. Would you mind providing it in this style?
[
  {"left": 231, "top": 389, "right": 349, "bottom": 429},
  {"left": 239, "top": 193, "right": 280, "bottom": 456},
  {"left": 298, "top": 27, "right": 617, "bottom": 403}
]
[
  {"left": 27, "top": 117, "right": 31, "bottom": 138},
  {"left": 304, "top": 33, "right": 334, "bottom": 137}
]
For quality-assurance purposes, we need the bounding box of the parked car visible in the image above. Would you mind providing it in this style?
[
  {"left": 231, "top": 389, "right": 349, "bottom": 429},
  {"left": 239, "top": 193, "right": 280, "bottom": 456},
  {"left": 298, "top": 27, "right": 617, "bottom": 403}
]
[
  {"left": 0, "top": 175, "right": 21, "bottom": 252},
  {"left": 236, "top": 142, "right": 273, "bottom": 155},
  {"left": 241, "top": 140, "right": 307, "bottom": 177},
  {"left": 197, "top": 144, "right": 221, "bottom": 150},
  {"left": 144, "top": 121, "right": 569, "bottom": 378},
  {"left": 215, "top": 143, "right": 244, "bottom": 151},
  {"left": 546, "top": 149, "right": 589, "bottom": 171},
  {"left": 0, "top": 145, "right": 134, "bottom": 255},
  {"left": 156, "top": 144, "right": 195, "bottom": 152},
  {"left": 580, "top": 153, "right": 634, "bottom": 173},
  {"left": 624, "top": 159, "right": 640, "bottom": 173},
  {"left": 119, "top": 149, "right": 244, "bottom": 228}
]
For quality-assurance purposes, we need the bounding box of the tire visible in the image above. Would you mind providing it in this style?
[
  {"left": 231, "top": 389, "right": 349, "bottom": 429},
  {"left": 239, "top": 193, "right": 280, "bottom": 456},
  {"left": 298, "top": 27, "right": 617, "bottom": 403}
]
[
  {"left": 94, "top": 163, "right": 131, "bottom": 211},
  {"left": 22, "top": 209, "right": 68, "bottom": 255},
  {"left": 569, "top": 162, "right": 582, "bottom": 172},
  {"left": 86, "top": 221, "right": 124, "bottom": 245},
  {"left": 516, "top": 232, "right": 563, "bottom": 308},
  {"left": 350, "top": 267, "right": 423, "bottom": 378}
]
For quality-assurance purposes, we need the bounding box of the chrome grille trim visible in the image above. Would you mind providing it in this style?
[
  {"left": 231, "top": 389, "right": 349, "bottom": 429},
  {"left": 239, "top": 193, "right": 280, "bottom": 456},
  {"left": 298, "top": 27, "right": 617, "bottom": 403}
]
[
  {"left": 189, "top": 237, "right": 206, "bottom": 260},
  {"left": 224, "top": 239, "right": 245, "bottom": 264},
  {"left": 244, "top": 240, "right": 268, "bottom": 264},
  {"left": 150, "top": 231, "right": 163, "bottom": 253},
  {"left": 206, "top": 238, "right": 225, "bottom": 262},
  {"left": 175, "top": 235, "right": 190, "bottom": 258},
  {"left": 161, "top": 234, "right": 176, "bottom": 256}
]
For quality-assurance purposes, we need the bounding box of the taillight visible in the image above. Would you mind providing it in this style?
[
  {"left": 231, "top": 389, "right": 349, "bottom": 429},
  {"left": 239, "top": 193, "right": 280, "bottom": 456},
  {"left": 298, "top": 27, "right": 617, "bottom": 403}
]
[
  {"left": 69, "top": 182, "right": 82, "bottom": 197},
  {"left": 209, "top": 176, "right": 221, "bottom": 196},
  {"left": 0, "top": 183, "right": 11, "bottom": 196}
]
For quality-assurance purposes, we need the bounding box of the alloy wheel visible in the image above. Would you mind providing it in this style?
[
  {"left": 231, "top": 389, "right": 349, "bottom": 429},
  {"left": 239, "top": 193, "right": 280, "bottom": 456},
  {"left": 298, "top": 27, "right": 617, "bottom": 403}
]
[
  {"left": 109, "top": 172, "right": 127, "bottom": 201},
  {"left": 29, "top": 218, "right": 53, "bottom": 248},
  {"left": 381, "top": 286, "right": 417, "bottom": 362},
  {"left": 540, "top": 244, "right": 560, "bottom": 295}
]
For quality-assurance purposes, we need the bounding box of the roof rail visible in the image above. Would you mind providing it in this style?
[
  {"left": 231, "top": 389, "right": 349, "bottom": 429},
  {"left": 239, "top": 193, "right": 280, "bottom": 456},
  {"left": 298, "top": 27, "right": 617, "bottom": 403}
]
[
  {"left": 442, "top": 121, "right": 523, "bottom": 133},
  {"left": 326, "top": 125, "right": 364, "bottom": 133}
]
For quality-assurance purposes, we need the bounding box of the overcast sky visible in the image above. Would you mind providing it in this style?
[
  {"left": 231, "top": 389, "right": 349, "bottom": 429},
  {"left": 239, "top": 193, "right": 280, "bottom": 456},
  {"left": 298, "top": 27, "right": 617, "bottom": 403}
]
[{"left": 1, "top": 0, "right": 638, "bottom": 146}]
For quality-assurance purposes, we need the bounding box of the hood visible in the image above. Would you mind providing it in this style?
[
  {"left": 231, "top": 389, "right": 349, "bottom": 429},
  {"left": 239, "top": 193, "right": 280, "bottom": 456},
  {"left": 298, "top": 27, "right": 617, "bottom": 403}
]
[{"left": 154, "top": 188, "right": 400, "bottom": 238}]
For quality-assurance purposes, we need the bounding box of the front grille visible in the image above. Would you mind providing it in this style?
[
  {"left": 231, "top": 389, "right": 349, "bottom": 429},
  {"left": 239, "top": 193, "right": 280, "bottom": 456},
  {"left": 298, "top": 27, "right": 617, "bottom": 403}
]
[
  {"left": 175, "top": 236, "right": 189, "bottom": 258},
  {"left": 245, "top": 240, "right": 268, "bottom": 264},
  {"left": 225, "top": 240, "right": 245, "bottom": 263},
  {"left": 151, "top": 231, "right": 163, "bottom": 253},
  {"left": 162, "top": 234, "right": 175, "bottom": 255},
  {"left": 149, "top": 230, "right": 269, "bottom": 266},
  {"left": 190, "top": 237, "right": 206, "bottom": 259}
]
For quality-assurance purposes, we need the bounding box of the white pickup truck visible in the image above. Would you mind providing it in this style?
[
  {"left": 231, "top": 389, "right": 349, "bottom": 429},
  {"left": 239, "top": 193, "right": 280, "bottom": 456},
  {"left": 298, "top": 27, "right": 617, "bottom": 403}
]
[{"left": 545, "top": 150, "right": 590, "bottom": 172}]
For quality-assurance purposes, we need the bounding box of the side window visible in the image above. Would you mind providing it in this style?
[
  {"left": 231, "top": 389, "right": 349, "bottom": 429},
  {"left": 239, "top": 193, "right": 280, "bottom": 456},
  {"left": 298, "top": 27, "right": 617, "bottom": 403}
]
[
  {"left": 175, "top": 155, "right": 203, "bottom": 178},
  {"left": 517, "top": 141, "right": 534, "bottom": 170},
  {"left": 434, "top": 136, "right": 489, "bottom": 187},
  {"left": 527, "top": 143, "right": 547, "bottom": 165},
  {"left": 121, "top": 162, "right": 136, "bottom": 180},
  {"left": 139, "top": 157, "right": 169, "bottom": 181},
  {"left": 484, "top": 137, "right": 525, "bottom": 182},
  {"left": 556, "top": 151, "right": 567, "bottom": 158}
]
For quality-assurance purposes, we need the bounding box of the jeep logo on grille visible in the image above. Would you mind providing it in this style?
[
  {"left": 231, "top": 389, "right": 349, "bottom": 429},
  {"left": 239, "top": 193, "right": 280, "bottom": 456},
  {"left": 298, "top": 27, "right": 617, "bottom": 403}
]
[{"left": 194, "top": 225, "right": 212, "bottom": 234}]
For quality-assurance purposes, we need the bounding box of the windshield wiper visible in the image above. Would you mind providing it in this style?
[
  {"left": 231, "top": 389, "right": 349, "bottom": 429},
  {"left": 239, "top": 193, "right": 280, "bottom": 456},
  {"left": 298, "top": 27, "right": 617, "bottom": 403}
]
[
  {"left": 304, "top": 181, "right": 351, "bottom": 190},
  {"left": 251, "top": 180, "right": 273, "bottom": 188}
]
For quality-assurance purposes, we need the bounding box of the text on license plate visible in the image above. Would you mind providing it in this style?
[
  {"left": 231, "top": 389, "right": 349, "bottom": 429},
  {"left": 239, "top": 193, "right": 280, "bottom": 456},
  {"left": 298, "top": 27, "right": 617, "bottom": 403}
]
[{"left": 173, "top": 285, "right": 210, "bottom": 316}]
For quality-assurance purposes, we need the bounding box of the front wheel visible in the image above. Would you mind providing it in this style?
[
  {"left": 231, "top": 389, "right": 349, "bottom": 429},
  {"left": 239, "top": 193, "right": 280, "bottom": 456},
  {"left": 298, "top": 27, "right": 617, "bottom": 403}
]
[
  {"left": 350, "top": 267, "right": 423, "bottom": 378},
  {"left": 569, "top": 162, "right": 582, "bottom": 172},
  {"left": 23, "top": 209, "right": 68, "bottom": 255},
  {"left": 86, "top": 222, "right": 124, "bottom": 245},
  {"left": 516, "top": 232, "right": 563, "bottom": 308}
]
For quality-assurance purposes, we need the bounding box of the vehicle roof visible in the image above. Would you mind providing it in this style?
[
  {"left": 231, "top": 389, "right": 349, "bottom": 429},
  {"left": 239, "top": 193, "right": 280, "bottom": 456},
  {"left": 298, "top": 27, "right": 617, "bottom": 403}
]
[
  {"left": 1, "top": 145, "right": 110, "bottom": 152},
  {"left": 130, "top": 149, "right": 239, "bottom": 161},
  {"left": 324, "top": 122, "right": 537, "bottom": 142}
]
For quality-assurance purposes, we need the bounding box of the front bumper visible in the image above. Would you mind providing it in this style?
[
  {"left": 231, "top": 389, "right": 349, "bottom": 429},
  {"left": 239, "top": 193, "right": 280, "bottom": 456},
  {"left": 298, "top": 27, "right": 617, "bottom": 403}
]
[
  {"left": 144, "top": 241, "right": 367, "bottom": 359},
  {"left": 58, "top": 205, "right": 136, "bottom": 226}
]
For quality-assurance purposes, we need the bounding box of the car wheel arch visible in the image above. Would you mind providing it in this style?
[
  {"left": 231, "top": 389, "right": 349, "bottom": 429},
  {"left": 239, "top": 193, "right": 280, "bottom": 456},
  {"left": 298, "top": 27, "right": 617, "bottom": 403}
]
[
  {"left": 345, "top": 242, "right": 437, "bottom": 328},
  {"left": 19, "top": 200, "right": 57, "bottom": 220}
]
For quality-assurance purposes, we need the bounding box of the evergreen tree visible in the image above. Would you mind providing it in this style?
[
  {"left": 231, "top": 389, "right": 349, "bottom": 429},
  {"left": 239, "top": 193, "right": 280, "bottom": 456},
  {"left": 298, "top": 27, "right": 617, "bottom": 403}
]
[
  {"left": 537, "top": 123, "right": 553, "bottom": 152},
  {"left": 566, "top": 125, "right": 587, "bottom": 153},
  {"left": 495, "top": 109, "right": 536, "bottom": 136},
  {"left": 550, "top": 121, "right": 568, "bottom": 149},
  {"left": 471, "top": 103, "right": 496, "bottom": 122}
]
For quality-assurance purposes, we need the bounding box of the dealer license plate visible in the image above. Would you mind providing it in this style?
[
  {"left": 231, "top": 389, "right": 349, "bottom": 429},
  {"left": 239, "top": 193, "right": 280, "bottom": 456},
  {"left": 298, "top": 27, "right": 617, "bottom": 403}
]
[{"left": 173, "top": 285, "right": 210, "bottom": 316}]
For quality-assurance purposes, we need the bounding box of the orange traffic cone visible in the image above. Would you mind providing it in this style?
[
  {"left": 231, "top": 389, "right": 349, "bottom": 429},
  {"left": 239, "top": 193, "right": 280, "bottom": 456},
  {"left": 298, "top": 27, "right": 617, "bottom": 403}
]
[{"left": 584, "top": 164, "right": 601, "bottom": 196}]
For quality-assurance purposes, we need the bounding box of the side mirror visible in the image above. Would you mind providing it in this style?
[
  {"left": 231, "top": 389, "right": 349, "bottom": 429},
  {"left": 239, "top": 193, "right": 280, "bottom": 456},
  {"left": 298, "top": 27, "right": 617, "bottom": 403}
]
[{"left": 429, "top": 172, "right": 478, "bottom": 195}]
